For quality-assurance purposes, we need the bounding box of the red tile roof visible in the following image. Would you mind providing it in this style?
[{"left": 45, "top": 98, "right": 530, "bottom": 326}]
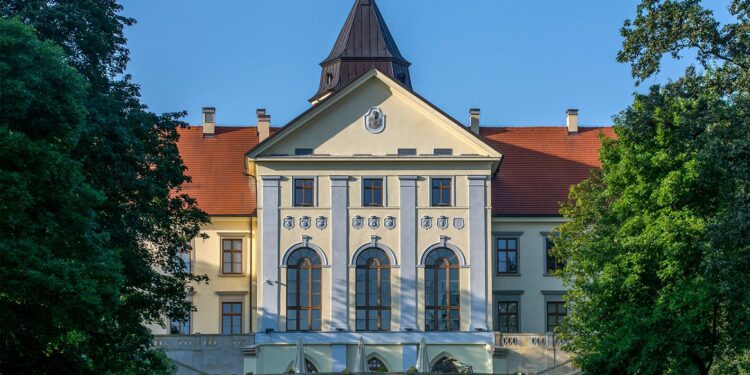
[
  {"left": 177, "top": 126, "right": 259, "bottom": 216},
  {"left": 176, "top": 125, "right": 614, "bottom": 217},
  {"left": 481, "top": 126, "right": 615, "bottom": 216}
]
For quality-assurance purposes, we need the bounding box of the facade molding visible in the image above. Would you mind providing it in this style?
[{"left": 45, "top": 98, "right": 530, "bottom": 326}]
[
  {"left": 418, "top": 240, "right": 468, "bottom": 267},
  {"left": 279, "top": 241, "right": 330, "bottom": 267},
  {"left": 350, "top": 240, "right": 399, "bottom": 267}
]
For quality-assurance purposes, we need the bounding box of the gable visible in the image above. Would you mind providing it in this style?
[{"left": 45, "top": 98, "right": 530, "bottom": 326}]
[{"left": 250, "top": 70, "right": 500, "bottom": 160}]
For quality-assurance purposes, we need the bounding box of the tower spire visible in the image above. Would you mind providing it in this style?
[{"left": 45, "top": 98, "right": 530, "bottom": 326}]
[{"left": 311, "top": 0, "right": 412, "bottom": 103}]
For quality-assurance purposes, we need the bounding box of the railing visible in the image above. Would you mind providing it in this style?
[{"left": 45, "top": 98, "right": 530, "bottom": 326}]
[
  {"left": 495, "top": 333, "right": 567, "bottom": 348},
  {"left": 153, "top": 333, "right": 254, "bottom": 350}
]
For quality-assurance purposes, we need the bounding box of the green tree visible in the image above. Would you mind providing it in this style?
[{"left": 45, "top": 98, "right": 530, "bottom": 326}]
[
  {"left": 556, "top": 1, "right": 750, "bottom": 374},
  {"left": 0, "top": 1, "right": 209, "bottom": 373}
]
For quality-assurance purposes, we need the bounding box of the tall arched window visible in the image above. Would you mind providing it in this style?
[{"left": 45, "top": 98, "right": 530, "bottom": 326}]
[
  {"left": 286, "top": 248, "right": 322, "bottom": 331},
  {"left": 424, "top": 248, "right": 460, "bottom": 331},
  {"left": 355, "top": 248, "right": 391, "bottom": 331}
]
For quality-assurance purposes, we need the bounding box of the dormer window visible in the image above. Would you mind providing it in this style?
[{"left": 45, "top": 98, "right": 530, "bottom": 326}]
[{"left": 326, "top": 73, "right": 334, "bottom": 86}]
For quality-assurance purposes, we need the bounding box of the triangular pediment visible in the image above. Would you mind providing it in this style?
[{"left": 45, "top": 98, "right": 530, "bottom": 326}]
[{"left": 248, "top": 69, "right": 501, "bottom": 163}]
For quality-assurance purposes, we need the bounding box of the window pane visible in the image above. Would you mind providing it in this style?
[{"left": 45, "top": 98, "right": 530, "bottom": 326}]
[
  {"left": 287, "top": 311, "right": 297, "bottom": 331},
  {"left": 381, "top": 310, "right": 391, "bottom": 330},
  {"left": 233, "top": 316, "right": 241, "bottom": 334},
  {"left": 508, "top": 239, "right": 517, "bottom": 249},
  {"left": 223, "top": 240, "right": 231, "bottom": 249},
  {"left": 425, "top": 310, "right": 436, "bottom": 331},
  {"left": 233, "top": 303, "right": 241, "bottom": 314},
  {"left": 312, "top": 309, "right": 321, "bottom": 331},
  {"left": 300, "top": 312, "right": 309, "bottom": 331},
  {"left": 223, "top": 317, "right": 230, "bottom": 334},
  {"left": 450, "top": 310, "right": 460, "bottom": 331}
]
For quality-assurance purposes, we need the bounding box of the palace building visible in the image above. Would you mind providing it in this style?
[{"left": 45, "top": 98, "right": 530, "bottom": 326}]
[{"left": 152, "top": 1, "right": 614, "bottom": 374}]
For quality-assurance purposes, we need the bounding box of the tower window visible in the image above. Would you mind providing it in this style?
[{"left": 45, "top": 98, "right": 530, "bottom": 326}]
[
  {"left": 397, "top": 73, "right": 406, "bottom": 84},
  {"left": 326, "top": 73, "right": 333, "bottom": 86}
]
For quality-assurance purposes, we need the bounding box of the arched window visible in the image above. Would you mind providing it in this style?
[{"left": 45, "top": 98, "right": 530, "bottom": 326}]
[
  {"left": 355, "top": 248, "right": 391, "bottom": 331},
  {"left": 431, "top": 356, "right": 459, "bottom": 373},
  {"left": 305, "top": 359, "right": 318, "bottom": 373},
  {"left": 367, "top": 357, "right": 388, "bottom": 372},
  {"left": 286, "top": 248, "right": 322, "bottom": 331},
  {"left": 424, "top": 248, "right": 460, "bottom": 331}
]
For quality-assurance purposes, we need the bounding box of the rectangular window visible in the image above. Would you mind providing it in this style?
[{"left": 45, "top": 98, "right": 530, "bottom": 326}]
[
  {"left": 545, "top": 237, "right": 565, "bottom": 274},
  {"left": 546, "top": 301, "right": 567, "bottom": 333},
  {"left": 434, "top": 148, "right": 453, "bottom": 156},
  {"left": 177, "top": 242, "right": 192, "bottom": 273},
  {"left": 496, "top": 238, "right": 519, "bottom": 274},
  {"left": 430, "top": 178, "right": 452, "bottom": 207},
  {"left": 397, "top": 148, "right": 416, "bottom": 156},
  {"left": 295, "top": 148, "right": 313, "bottom": 156},
  {"left": 363, "top": 178, "right": 384, "bottom": 207},
  {"left": 496, "top": 301, "right": 519, "bottom": 333},
  {"left": 294, "top": 178, "right": 315, "bottom": 207},
  {"left": 222, "top": 239, "right": 242, "bottom": 275},
  {"left": 221, "top": 302, "right": 242, "bottom": 335},
  {"left": 170, "top": 317, "right": 190, "bottom": 335}
]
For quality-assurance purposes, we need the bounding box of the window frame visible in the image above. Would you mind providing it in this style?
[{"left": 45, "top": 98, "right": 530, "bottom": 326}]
[
  {"left": 286, "top": 248, "right": 323, "bottom": 332},
  {"left": 221, "top": 301, "right": 243, "bottom": 335},
  {"left": 355, "top": 248, "right": 392, "bottom": 332},
  {"left": 169, "top": 316, "right": 191, "bottom": 335},
  {"left": 424, "top": 248, "right": 461, "bottom": 332},
  {"left": 543, "top": 233, "right": 565, "bottom": 275},
  {"left": 176, "top": 240, "right": 194, "bottom": 273},
  {"left": 493, "top": 291, "right": 523, "bottom": 333},
  {"left": 361, "top": 177, "right": 386, "bottom": 207},
  {"left": 430, "top": 177, "right": 454, "bottom": 207},
  {"left": 543, "top": 291, "right": 567, "bottom": 333},
  {"left": 221, "top": 238, "right": 243, "bottom": 275},
  {"left": 495, "top": 236, "right": 520, "bottom": 275},
  {"left": 292, "top": 177, "right": 317, "bottom": 207}
]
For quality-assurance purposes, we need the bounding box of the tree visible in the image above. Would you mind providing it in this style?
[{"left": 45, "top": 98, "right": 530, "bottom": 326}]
[
  {"left": 0, "top": 1, "right": 209, "bottom": 373},
  {"left": 556, "top": 1, "right": 750, "bottom": 374}
]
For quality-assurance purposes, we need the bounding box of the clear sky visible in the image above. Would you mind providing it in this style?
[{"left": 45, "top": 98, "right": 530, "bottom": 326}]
[{"left": 120, "top": 0, "right": 729, "bottom": 127}]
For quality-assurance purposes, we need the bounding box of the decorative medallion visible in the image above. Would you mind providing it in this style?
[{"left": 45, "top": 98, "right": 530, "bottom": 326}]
[
  {"left": 420, "top": 215, "right": 433, "bottom": 230},
  {"left": 283, "top": 216, "right": 295, "bottom": 230},
  {"left": 299, "top": 216, "right": 311, "bottom": 230},
  {"left": 437, "top": 215, "right": 449, "bottom": 230},
  {"left": 368, "top": 216, "right": 380, "bottom": 229},
  {"left": 364, "top": 107, "right": 386, "bottom": 134},
  {"left": 384, "top": 216, "right": 397, "bottom": 230},
  {"left": 352, "top": 215, "right": 364, "bottom": 230},
  {"left": 315, "top": 216, "right": 327, "bottom": 230},
  {"left": 453, "top": 217, "right": 465, "bottom": 230}
]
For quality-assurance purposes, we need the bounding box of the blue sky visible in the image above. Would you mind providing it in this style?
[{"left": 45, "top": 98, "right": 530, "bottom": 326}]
[{"left": 120, "top": 0, "right": 730, "bottom": 127}]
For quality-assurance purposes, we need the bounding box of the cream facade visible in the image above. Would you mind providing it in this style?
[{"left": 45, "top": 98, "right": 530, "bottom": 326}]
[{"left": 152, "top": 1, "right": 594, "bottom": 374}]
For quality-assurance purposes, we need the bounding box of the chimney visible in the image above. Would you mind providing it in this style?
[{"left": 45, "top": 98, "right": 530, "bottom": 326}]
[
  {"left": 257, "top": 109, "right": 270, "bottom": 142},
  {"left": 202, "top": 107, "right": 216, "bottom": 136},
  {"left": 566, "top": 109, "right": 579, "bottom": 134},
  {"left": 469, "top": 108, "right": 481, "bottom": 134}
]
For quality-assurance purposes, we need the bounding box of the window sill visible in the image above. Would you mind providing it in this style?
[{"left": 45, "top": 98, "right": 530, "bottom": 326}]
[
  {"left": 217, "top": 273, "right": 247, "bottom": 278},
  {"left": 543, "top": 273, "right": 561, "bottom": 277}
]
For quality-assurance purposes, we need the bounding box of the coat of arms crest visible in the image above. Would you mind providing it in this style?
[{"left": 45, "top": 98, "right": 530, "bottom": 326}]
[
  {"left": 299, "top": 216, "right": 311, "bottom": 230},
  {"left": 283, "top": 216, "right": 295, "bottom": 230},
  {"left": 384, "top": 216, "right": 396, "bottom": 230},
  {"left": 420, "top": 216, "right": 432, "bottom": 230},
  {"left": 364, "top": 107, "right": 385, "bottom": 134},
  {"left": 368, "top": 216, "right": 380, "bottom": 229},
  {"left": 437, "top": 216, "right": 449, "bottom": 230},
  {"left": 315, "top": 216, "right": 327, "bottom": 230},
  {"left": 453, "top": 217, "right": 465, "bottom": 230},
  {"left": 352, "top": 215, "right": 364, "bottom": 230}
]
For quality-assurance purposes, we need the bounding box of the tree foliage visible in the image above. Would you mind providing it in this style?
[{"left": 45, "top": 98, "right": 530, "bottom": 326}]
[
  {"left": 557, "top": 1, "right": 750, "bottom": 374},
  {"left": 0, "top": 0, "right": 209, "bottom": 373}
]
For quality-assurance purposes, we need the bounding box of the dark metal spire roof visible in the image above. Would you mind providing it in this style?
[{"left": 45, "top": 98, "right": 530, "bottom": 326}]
[
  {"left": 312, "top": 0, "right": 412, "bottom": 103},
  {"left": 323, "top": 0, "right": 408, "bottom": 64}
]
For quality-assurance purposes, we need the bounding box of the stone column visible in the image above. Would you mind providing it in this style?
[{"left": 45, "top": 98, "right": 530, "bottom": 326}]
[
  {"left": 330, "top": 176, "right": 350, "bottom": 330},
  {"left": 468, "top": 175, "right": 488, "bottom": 330},
  {"left": 399, "top": 176, "right": 418, "bottom": 330},
  {"left": 260, "top": 176, "right": 281, "bottom": 331}
]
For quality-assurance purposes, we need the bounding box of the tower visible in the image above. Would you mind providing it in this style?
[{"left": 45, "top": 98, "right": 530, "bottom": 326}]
[{"left": 311, "top": 0, "right": 412, "bottom": 103}]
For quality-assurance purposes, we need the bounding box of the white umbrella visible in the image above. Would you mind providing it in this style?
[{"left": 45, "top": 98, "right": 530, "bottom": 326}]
[
  {"left": 416, "top": 337, "right": 430, "bottom": 373},
  {"left": 294, "top": 337, "right": 306, "bottom": 373},
  {"left": 353, "top": 336, "right": 367, "bottom": 373}
]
